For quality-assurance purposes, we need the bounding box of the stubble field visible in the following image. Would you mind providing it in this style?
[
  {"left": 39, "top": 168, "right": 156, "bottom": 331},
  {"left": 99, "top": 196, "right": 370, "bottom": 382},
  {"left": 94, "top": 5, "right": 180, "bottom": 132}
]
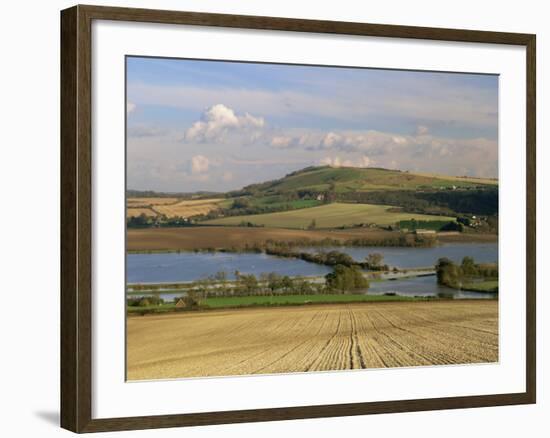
[
  {"left": 127, "top": 197, "right": 181, "bottom": 207},
  {"left": 126, "top": 198, "right": 227, "bottom": 218},
  {"left": 127, "top": 300, "right": 498, "bottom": 380},
  {"left": 153, "top": 198, "right": 226, "bottom": 218},
  {"left": 126, "top": 207, "right": 157, "bottom": 218}
]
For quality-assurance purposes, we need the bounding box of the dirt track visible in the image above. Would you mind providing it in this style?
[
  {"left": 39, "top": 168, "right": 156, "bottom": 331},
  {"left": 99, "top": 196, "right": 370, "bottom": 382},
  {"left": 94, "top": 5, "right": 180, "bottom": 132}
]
[{"left": 127, "top": 300, "right": 498, "bottom": 380}]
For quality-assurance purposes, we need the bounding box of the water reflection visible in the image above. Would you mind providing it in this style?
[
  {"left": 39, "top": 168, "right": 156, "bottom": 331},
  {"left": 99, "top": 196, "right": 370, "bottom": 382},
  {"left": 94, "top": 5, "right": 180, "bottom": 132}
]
[{"left": 127, "top": 242, "right": 498, "bottom": 284}]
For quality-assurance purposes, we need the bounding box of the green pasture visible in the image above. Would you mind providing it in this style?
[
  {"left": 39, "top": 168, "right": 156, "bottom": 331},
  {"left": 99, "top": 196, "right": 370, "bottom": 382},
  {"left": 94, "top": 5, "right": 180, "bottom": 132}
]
[{"left": 205, "top": 202, "right": 454, "bottom": 229}]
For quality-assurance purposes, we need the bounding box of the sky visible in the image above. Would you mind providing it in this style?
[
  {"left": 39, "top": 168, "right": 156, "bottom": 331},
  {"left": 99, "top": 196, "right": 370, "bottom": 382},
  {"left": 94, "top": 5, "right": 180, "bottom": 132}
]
[{"left": 126, "top": 56, "right": 498, "bottom": 193}]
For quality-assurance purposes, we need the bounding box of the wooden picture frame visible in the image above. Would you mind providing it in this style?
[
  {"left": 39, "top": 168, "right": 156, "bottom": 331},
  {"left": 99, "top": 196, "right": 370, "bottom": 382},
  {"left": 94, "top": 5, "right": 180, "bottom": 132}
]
[{"left": 61, "top": 4, "right": 536, "bottom": 433}]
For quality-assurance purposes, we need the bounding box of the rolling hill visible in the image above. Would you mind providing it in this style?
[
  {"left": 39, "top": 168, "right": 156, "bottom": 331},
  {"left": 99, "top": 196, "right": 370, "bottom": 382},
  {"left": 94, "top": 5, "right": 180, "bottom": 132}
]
[
  {"left": 128, "top": 166, "right": 498, "bottom": 229},
  {"left": 230, "top": 166, "right": 497, "bottom": 198}
]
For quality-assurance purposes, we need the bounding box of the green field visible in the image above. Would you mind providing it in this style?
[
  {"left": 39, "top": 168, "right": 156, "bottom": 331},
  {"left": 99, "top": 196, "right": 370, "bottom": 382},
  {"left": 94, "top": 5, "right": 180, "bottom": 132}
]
[
  {"left": 127, "top": 293, "right": 428, "bottom": 314},
  {"left": 205, "top": 202, "right": 454, "bottom": 229},
  {"left": 203, "top": 294, "right": 425, "bottom": 307}
]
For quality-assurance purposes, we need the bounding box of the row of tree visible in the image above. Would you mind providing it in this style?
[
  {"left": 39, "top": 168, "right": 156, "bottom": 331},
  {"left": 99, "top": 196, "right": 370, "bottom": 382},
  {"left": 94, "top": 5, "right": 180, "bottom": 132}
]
[
  {"left": 265, "top": 247, "right": 391, "bottom": 271},
  {"left": 129, "top": 266, "right": 371, "bottom": 303},
  {"left": 127, "top": 213, "right": 196, "bottom": 228}
]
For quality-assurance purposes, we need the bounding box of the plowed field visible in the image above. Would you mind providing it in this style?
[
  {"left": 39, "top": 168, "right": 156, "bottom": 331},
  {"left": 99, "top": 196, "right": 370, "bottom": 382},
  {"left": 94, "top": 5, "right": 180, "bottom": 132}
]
[{"left": 127, "top": 301, "right": 498, "bottom": 380}]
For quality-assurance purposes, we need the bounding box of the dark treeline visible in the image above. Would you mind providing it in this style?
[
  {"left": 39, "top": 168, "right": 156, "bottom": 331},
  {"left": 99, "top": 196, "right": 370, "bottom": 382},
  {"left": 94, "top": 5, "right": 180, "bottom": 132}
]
[
  {"left": 127, "top": 295, "right": 164, "bottom": 307},
  {"left": 337, "top": 188, "right": 498, "bottom": 216},
  {"left": 127, "top": 213, "right": 199, "bottom": 228},
  {"left": 149, "top": 234, "right": 437, "bottom": 255},
  {"left": 265, "top": 247, "right": 390, "bottom": 271},
  {"left": 263, "top": 234, "right": 436, "bottom": 250},
  {"left": 398, "top": 219, "right": 463, "bottom": 232},
  {"left": 209, "top": 203, "right": 290, "bottom": 219},
  {"left": 418, "top": 190, "right": 498, "bottom": 216}
]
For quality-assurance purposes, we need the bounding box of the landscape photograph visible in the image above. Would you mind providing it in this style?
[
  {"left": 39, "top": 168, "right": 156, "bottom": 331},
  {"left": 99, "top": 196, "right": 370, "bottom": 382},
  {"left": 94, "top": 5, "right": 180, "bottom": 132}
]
[{"left": 125, "top": 57, "right": 499, "bottom": 381}]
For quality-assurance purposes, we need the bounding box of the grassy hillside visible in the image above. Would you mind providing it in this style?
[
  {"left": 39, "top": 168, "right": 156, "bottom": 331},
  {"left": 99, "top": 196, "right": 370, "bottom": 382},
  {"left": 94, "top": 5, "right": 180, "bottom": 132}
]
[
  {"left": 233, "top": 166, "right": 496, "bottom": 197},
  {"left": 205, "top": 202, "right": 454, "bottom": 229}
]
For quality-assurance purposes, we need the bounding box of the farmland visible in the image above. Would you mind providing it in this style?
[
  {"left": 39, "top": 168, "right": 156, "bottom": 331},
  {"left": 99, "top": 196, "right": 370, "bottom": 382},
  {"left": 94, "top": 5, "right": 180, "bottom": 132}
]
[
  {"left": 153, "top": 198, "right": 226, "bottom": 218},
  {"left": 127, "top": 197, "right": 180, "bottom": 207},
  {"left": 126, "top": 197, "right": 229, "bottom": 219},
  {"left": 127, "top": 300, "right": 498, "bottom": 380},
  {"left": 127, "top": 226, "right": 415, "bottom": 251},
  {"left": 205, "top": 202, "right": 454, "bottom": 229},
  {"left": 127, "top": 207, "right": 157, "bottom": 218}
]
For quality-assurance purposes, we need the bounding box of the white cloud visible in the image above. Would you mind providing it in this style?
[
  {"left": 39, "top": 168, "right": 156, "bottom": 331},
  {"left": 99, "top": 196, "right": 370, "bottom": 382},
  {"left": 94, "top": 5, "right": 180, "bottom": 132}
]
[
  {"left": 299, "top": 128, "right": 493, "bottom": 164},
  {"left": 320, "top": 155, "right": 372, "bottom": 168},
  {"left": 310, "top": 127, "right": 497, "bottom": 177},
  {"left": 127, "top": 102, "right": 136, "bottom": 114},
  {"left": 185, "top": 104, "right": 265, "bottom": 143},
  {"left": 270, "top": 136, "right": 293, "bottom": 149},
  {"left": 191, "top": 155, "right": 209, "bottom": 174},
  {"left": 288, "top": 130, "right": 413, "bottom": 155},
  {"left": 180, "top": 107, "right": 494, "bottom": 177},
  {"left": 320, "top": 132, "right": 341, "bottom": 149}
]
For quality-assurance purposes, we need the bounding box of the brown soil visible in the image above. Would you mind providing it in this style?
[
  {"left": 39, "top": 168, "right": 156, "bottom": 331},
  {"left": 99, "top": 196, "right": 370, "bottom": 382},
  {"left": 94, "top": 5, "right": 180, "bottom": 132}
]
[
  {"left": 127, "top": 226, "right": 404, "bottom": 251},
  {"left": 127, "top": 300, "right": 498, "bottom": 380}
]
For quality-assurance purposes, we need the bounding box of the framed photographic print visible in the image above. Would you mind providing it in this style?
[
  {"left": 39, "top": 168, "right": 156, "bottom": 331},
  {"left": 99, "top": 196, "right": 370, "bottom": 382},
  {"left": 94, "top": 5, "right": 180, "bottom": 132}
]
[{"left": 60, "top": 5, "right": 536, "bottom": 433}]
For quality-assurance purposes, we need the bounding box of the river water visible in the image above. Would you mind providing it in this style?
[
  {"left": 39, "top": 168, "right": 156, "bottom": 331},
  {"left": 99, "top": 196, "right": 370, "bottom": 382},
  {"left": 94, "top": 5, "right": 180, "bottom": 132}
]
[
  {"left": 127, "top": 251, "right": 332, "bottom": 284},
  {"left": 298, "top": 242, "right": 498, "bottom": 268},
  {"left": 127, "top": 242, "right": 497, "bottom": 299},
  {"left": 368, "top": 274, "right": 496, "bottom": 299}
]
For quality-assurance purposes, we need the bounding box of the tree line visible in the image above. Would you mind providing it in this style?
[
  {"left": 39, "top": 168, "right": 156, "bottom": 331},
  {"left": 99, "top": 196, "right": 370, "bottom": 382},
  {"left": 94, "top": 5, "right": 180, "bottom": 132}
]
[
  {"left": 337, "top": 188, "right": 498, "bottom": 216},
  {"left": 128, "top": 265, "right": 371, "bottom": 308},
  {"left": 264, "top": 247, "right": 390, "bottom": 271}
]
